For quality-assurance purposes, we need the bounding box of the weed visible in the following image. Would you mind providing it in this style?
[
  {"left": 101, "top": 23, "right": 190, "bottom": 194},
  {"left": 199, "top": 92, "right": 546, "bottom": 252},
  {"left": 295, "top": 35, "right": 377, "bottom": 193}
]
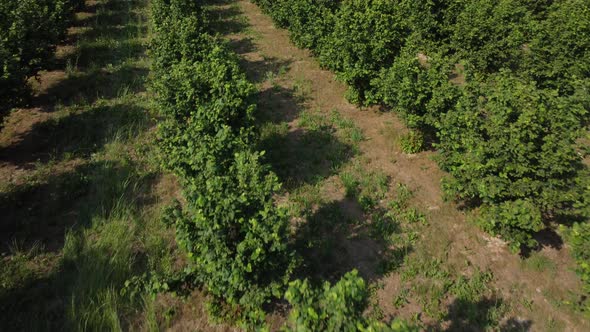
[
  {"left": 401, "top": 257, "right": 450, "bottom": 282},
  {"left": 277, "top": 64, "right": 289, "bottom": 76},
  {"left": 298, "top": 110, "right": 326, "bottom": 131},
  {"left": 395, "top": 183, "right": 413, "bottom": 206},
  {"left": 0, "top": 254, "right": 36, "bottom": 294},
  {"left": 400, "top": 130, "right": 424, "bottom": 154},
  {"left": 293, "top": 76, "right": 313, "bottom": 98},
  {"left": 402, "top": 207, "right": 427, "bottom": 225},
  {"left": 545, "top": 317, "right": 565, "bottom": 331},
  {"left": 396, "top": 256, "right": 507, "bottom": 326},
  {"left": 357, "top": 171, "right": 389, "bottom": 211},
  {"left": 450, "top": 269, "right": 493, "bottom": 301},
  {"left": 340, "top": 171, "right": 360, "bottom": 198},
  {"left": 349, "top": 127, "right": 365, "bottom": 143},
  {"left": 66, "top": 55, "right": 81, "bottom": 75},
  {"left": 522, "top": 298, "right": 534, "bottom": 311},
  {"left": 393, "top": 288, "right": 410, "bottom": 309},
  {"left": 370, "top": 208, "right": 400, "bottom": 241},
  {"left": 522, "top": 253, "right": 556, "bottom": 273},
  {"left": 265, "top": 70, "right": 278, "bottom": 85},
  {"left": 330, "top": 110, "right": 355, "bottom": 130},
  {"left": 289, "top": 184, "right": 324, "bottom": 218},
  {"left": 329, "top": 110, "right": 364, "bottom": 144}
]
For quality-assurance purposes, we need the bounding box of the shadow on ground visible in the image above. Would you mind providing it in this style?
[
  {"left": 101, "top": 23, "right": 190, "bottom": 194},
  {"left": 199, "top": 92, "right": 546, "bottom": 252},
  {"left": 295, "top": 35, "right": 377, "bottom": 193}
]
[
  {"left": 261, "top": 126, "right": 354, "bottom": 189},
  {"left": 207, "top": 0, "right": 250, "bottom": 36},
  {"left": 291, "top": 197, "right": 414, "bottom": 287},
  {"left": 0, "top": 0, "right": 158, "bottom": 330},
  {"left": 0, "top": 0, "right": 152, "bottom": 248},
  {"left": 0, "top": 101, "right": 147, "bottom": 166},
  {"left": 0, "top": 167, "right": 155, "bottom": 329},
  {"left": 241, "top": 53, "right": 293, "bottom": 84},
  {"left": 442, "top": 297, "right": 532, "bottom": 332},
  {"left": 0, "top": 158, "right": 157, "bottom": 254}
]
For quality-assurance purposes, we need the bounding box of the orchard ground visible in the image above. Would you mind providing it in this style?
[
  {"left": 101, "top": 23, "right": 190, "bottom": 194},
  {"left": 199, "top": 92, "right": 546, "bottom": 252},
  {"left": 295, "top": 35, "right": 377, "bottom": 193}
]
[{"left": 0, "top": 0, "right": 587, "bottom": 331}]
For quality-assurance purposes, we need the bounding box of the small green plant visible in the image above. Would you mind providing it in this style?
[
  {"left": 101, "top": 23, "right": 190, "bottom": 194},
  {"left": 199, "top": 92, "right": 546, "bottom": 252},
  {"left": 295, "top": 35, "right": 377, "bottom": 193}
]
[
  {"left": 359, "top": 172, "right": 389, "bottom": 211},
  {"left": 283, "top": 270, "right": 416, "bottom": 331},
  {"left": 522, "top": 298, "right": 534, "bottom": 311},
  {"left": 0, "top": 254, "right": 36, "bottom": 295},
  {"left": 289, "top": 184, "right": 325, "bottom": 218},
  {"left": 349, "top": 127, "right": 365, "bottom": 143},
  {"left": 402, "top": 207, "right": 427, "bottom": 225},
  {"left": 341, "top": 163, "right": 390, "bottom": 212},
  {"left": 370, "top": 209, "right": 400, "bottom": 241},
  {"left": 450, "top": 269, "right": 493, "bottom": 301},
  {"left": 393, "top": 288, "right": 410, "bottom": 309},
  {"left": 522, "top": 253, "right": 556, "bottom": 273},
  {"left": 293, "top": 76, "right": 313, "bottom": 98},
  {"left": 399, "top": 130, "right": 424, "bottom": 154},
  {"left": 395, "top": 184, "right": 413, "bottom": 206},
  {"left": 340, "top": 172, "right": 360, "bottom": 198},
  {"left": 329, "top": 110, "right": 354, "bottom": 129},
  {"left": 265, "top": 70, "right": 278, "bottom": 85},
  {"left": 298, "top": 110, "right": 326, "bottom": 131},
  {"left": 561, "top": 222, "right": 590, "bottom": 316}
]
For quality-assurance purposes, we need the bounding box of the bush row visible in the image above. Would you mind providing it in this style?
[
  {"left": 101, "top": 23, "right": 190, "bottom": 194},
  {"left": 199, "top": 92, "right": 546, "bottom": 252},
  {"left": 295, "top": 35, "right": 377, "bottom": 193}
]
[
  {"left": 0, "top": 0, "right": 84, "bottom": 122},
  {"left": 252, "top": 0, "right": 590, "bottom": 253},
  {"left": 151, "top": 0, "right": 418, "bottom": 329},
  {"left": 150, "top": 0, "right": 295, "bottom": 326}
]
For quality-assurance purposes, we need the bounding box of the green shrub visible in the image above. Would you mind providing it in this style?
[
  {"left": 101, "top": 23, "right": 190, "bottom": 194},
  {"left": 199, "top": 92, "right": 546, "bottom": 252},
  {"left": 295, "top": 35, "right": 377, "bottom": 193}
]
[
  {"left": 149, "top": 0, "right": 210, "bottom": 74},
  {"left": 153, "top": 43, "right": 256, "bottom": 128},
  {"left": 255, "top": 0, "right": 457, "bottom": 105},
  {"left": 171, "top": 151, "right": 295, "bottom": 326},
  {"left": 477, "top": 199, "right": 544, "bottom": 253},
  {"left": 399, "top": 131, "right": 424, "bottom": 154},
  {"left": 318, "top": 0, "right": 407, "bottom": 104},
  {"left": 561, "top": 222, "right": 590, "bottom": 316},
  {"left": 527, "top": 0, "right": 590, "bottom": 92},
  {"left": 393, "top": 0, "right": 457, "bottom": 47},
  {"left": 522, "top": 0, "right": 554, "bottom": 16},
  {"left": 373, "top": 48, "right": 459, "bottom": 131},
  {"left": 283, "top": 270, "right": 416, "bottom": 331},
  {"left": 276, "top": 0, "right": 337, "bottom": 51},
  {"left": 438, "top": 72, "right": 586, "bottom": 249},
  {"left": 251, "top": 0, "right": 292, "bottom": 28},
  {"left": 153, "top": 41, "right": 257, "bottom": 180},
  {"left": 0, "top": 0, "right": 79, "bottom": 120},
  {"left": 450, "top": 0, "right": 532, "bottom": 73}
]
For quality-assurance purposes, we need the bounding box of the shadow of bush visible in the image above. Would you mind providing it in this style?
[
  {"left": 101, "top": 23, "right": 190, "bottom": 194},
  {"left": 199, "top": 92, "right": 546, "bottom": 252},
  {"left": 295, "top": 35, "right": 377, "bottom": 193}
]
[
  {"left": 291, "top": 199, "right": 408, "bottom": 284},
  {"left": 260, "top": 127, "right": 354, "bottom": 190},
  {"left": 0, "top": 101, "right": 148, "bottom": 166}
]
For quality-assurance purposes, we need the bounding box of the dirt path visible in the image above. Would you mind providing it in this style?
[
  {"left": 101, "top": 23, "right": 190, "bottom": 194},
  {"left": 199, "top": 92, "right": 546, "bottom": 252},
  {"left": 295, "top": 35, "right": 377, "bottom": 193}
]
[{"left": 215, "top": 0, "right": 589, "bottom": 330}]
